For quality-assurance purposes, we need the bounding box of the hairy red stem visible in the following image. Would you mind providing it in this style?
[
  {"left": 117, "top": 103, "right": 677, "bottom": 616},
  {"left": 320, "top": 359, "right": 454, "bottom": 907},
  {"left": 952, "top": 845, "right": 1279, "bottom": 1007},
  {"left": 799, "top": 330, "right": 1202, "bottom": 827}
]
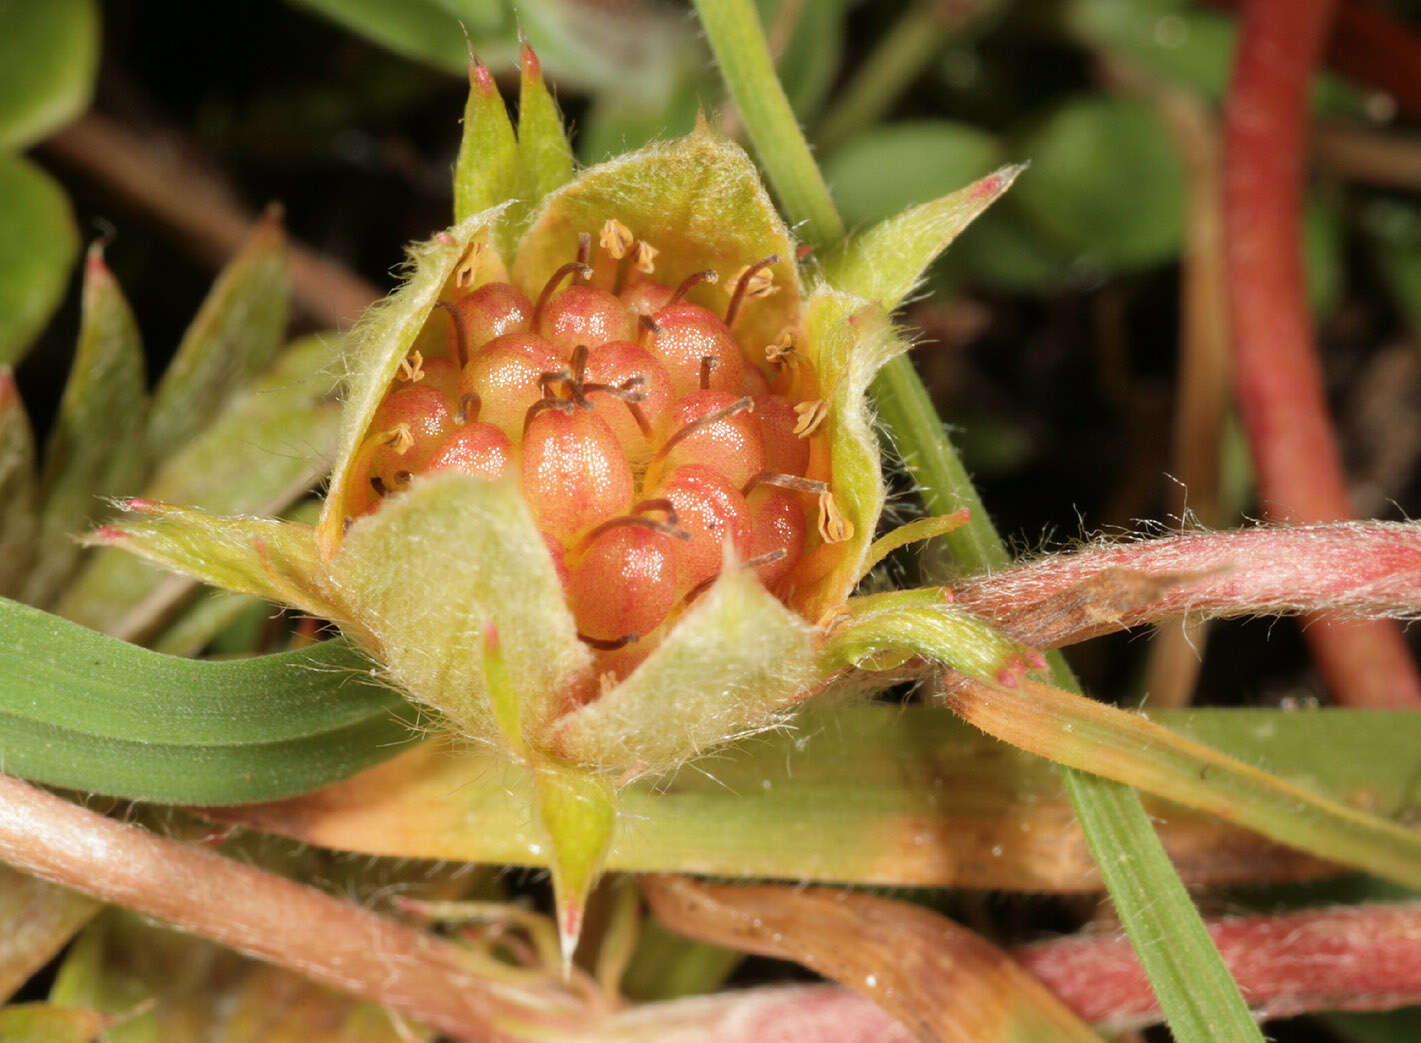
[
  {"left": 1016, "top": 901, "right": 1421, "bottom": 1030},
  {"left": 1224, "top": 0, "right": 1421, "bottom": 706},
  {"left": 951, "top": 522, "right": 1421, "bottom": 650},
  {"left": 0, "top": 774, "right": 585, "bottom": 1041}
]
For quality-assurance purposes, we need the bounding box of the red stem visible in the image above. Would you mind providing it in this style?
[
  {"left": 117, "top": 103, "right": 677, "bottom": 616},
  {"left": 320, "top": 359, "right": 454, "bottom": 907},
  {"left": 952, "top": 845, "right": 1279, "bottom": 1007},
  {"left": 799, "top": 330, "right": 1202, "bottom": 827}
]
[
  {"left": 950, "top": 522, "right": 1421, "bottom": 650},
  {"left": 1015, "top": 901, "right": 1421, "bottom": 1030},
  {"left": 1223, "top": 0, "right": 1421, "bottom": 707}
]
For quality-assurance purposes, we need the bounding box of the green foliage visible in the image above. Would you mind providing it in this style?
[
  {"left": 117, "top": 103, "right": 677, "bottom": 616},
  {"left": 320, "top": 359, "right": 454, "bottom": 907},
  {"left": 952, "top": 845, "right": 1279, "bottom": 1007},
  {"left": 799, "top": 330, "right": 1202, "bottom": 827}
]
[
  {"left": 0, "top": 0, "right": 98, "bottom": 150},
  {"left": 0, "top": 156, "right": 79, "bottom": 366}
]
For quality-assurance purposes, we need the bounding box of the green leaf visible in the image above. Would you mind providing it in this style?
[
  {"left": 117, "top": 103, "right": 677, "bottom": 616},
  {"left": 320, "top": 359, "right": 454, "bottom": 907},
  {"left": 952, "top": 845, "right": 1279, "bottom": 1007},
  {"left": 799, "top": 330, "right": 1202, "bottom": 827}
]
[
  {"left": 0, "top": 596, "right": 419, "bottom": 804},
  {"left": 56, "top": 335, "right": 341, "bottom": 639},
  {"left": 1012, "top": 96, "right": 1185, "bottom": 269},
  {"left": 0, "top": 371, "right": 38, "bottom": 598},
  {"left": 822, "top": 164, "right": 1022, "bottom": 309},
  {"left": 0, "top": 867, "right": 99, "bottom": 1003},
  {"left": 762, "top": 0, "right": 844, "bottom": 123},
  {"left": 0, "top": 154, "right": 80, "bottom": 367},
  {"left": 825, "top": 120, "right": 1006, "bottom": 229},
  {"left": 0, "top": 0, "right": 99, "bottom": 149},
  {"left": 454, "top": 58, "right": 517, "bottom": 224},
  {"left": 24, "top": 247, "right": 147, "bottom": 607},
  {"left": 1063, "top": 0, "right": 1235, "bottom": 101},
  {"left": 145, "top": 212, "right": 291, "bottom": 461},
  {"left": 0, "top": 1004, "right": 106, "bottom": 1043}
]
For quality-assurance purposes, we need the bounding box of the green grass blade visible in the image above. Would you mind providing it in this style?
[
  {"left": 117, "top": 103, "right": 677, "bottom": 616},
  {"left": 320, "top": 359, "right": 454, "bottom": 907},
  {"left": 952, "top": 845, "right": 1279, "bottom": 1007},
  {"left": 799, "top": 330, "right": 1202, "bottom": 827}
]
[
  {"left": 691, "top": 0, "right": 843, "bottom": 248},
  {"left": 0, "top": 597, "right": 419, "bottom": 804},
  {"left": 25, "top": 249, "right": 147, "bottom": 607},
  {"left": 689, "top": 6, "right": 1259, "bottom": 1038}
]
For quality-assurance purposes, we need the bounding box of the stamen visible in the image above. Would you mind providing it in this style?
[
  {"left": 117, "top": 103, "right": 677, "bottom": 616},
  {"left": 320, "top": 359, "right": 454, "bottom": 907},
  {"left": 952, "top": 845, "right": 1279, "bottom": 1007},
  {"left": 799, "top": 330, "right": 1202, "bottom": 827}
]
[
  {"left": 534, "top": 261, "right": 594, "bottom": 323},
  {"left": 456, "top": 391, "right": 482, "bottom": 425},
  {"left": 583, "top": 512, "right": 690, "bottom": 544},
  {"left": 454, "top": 241, "right": 485, "bottom": 290},
  {"left": 601, "top": 219, "right": 633, "bottom": 259},
  {"left": 580, "top": 632, "right": 640, "bottom": 651},
  {"left": 699, "top": 356, "right": 720, "bottom": 390},
  {"left": 651, "top": 396, "right": 754, "bottom": 463},
  {"left": 576, "top": 232, "right": 592, "bottom": 270},
  {"left": 765, "top": 329, "right": 797, "bottom": 369},
  {"left": 633, "top": 241, "right": 658, "bottom": 274},
  {"left": 726, "top": 255, "right": 780, "bottom": 327},
  {"left": 384, "top": 423, "right": 415, "bottom": 455},
  {"left": 397, "top": 349, "right": 426, "bottom": 384},
  {"left": 431, "top": 300, "right": 470, "bottom": 367},
  {"left": 792, "top": 399, "right": 829, "bottom": 437},
  {"left": 743, "top": 472, "right": 828, "bottom": 495},
  {"left": 665, "top": 269, "right": 719, "bottom": 309},
  {"left": 818, "top": 491, "right": 853, "bottom": 543}
]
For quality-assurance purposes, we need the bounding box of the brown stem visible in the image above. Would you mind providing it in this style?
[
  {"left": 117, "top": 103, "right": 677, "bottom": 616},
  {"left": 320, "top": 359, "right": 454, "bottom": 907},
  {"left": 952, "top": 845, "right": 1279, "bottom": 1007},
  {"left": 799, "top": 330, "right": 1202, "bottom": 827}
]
[
  {"left": 42, "top": 113, "right": 380, "bottom": 330},
  {"left": 1223, "top": 0, "right": 1421, "bottom": 706},
  {"left": 0, "top": 774, "right": 586, "bottom": 1041}
]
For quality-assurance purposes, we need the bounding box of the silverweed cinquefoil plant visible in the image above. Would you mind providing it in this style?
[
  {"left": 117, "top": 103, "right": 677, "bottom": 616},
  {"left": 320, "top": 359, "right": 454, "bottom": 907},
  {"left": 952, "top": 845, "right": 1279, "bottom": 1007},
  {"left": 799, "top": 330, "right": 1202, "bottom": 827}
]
[{"left": 98, "top": 46, "right": 1021, "bottom": 946}]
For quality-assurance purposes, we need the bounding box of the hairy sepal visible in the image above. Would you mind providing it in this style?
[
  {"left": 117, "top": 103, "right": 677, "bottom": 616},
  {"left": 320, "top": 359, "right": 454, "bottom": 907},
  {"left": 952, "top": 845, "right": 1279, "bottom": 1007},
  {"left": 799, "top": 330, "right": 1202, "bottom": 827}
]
[
  {"left": 794, "top": 288, "right": 907, "bottom": 620},
  {"left": 512, "top": 122, "right": 801, "bottom": 354},
  {"left": 319, "top": 214, "right": 507, "bottom": 556},
  {"left": 327, "top": 472, "right": 592, "bottom": 746},
  {"left": 547, "top": 565, "right": 817, "bottom": 778},
  {"left": 91, "top": 504, "right": 342, "bottom": 625},
  {"left": 822, "top": 165, "right": 1024, "bottom": 309},
  {"left": 454, "top": 61, "right": 517, "bottom": 227}
]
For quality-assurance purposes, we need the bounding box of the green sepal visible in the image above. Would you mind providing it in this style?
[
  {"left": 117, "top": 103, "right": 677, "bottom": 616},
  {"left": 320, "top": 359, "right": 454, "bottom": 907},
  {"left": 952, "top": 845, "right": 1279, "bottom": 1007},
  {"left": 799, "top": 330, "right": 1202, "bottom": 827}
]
[
  {"left": 510, "top": 43, "right": 576, "bottom": 243},
  {"left": 90, "top": 503, "right": 343, "bottom": 626},
  {"left": 57, "top": 334, "right": 341, "bottom": 638},
  {"left": 532, "top": 763, "right": 617, "bottom": 962},
  {"left": 822, "top": 587, "right": 1035, "bottom": 682},
  {"left": 793, "top": 288, "right": 906, "bottom": 620},
  {"left": 25, "top": 247, "right": 147, "bottom": 607},
  {"left": 0, "top": 370, "right": 37, "bottom": 598},
  {"left": 513, "top": 123, "right": 801, "bottom": 356},
  {"left": 145, "top": 211, "right": 291, "bottom": 461},
  {"left": 319, "top": 214, "right": 503, "bottom": 555},
  {"left": 822, "top": 165, "right": 1024, "bottom": 309},
  {"left": 454, "top": 58, "right": 518, "bottom": 227},
  {"left": 548, "top": 566, "right": 817, "bottom": 777},
  {"left": 328, "top": 472, "right": 591, "bottom": 745}
]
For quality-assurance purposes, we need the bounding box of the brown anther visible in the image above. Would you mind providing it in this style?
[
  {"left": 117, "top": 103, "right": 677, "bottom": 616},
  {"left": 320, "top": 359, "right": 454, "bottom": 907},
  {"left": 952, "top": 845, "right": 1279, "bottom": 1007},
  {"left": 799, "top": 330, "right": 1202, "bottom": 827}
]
[
  {"left": 456, "top": 391, "right": 482, "bottom": 425},
  {"left": 454, "top": 241, "right": 485, "bottom": 290},
  {"left": 583, "top": 512, "right": 690, "bottom": 544},
  {"left": 743, "top": 472, "right": 828, "bottom": 496},
  {"left": 818, "top": 491, "right": 853, "bottom": 543},
  {"left": 726, "top": 255, "right": 780, "bottom": 327},
  {"left": 534, "top": 261, "right": 594, "bottom": 322},
  {"left": 652, "top": 396, "right": 755, "bottom": 462},
  {"left": 792, "top": 399, "right": 829, "bottom": 437},
  {"left": 601, "top": 219, "right": 634, "bottom": 259},
  {"left": 632, "top": 240, "right": 658, "bottom": 274},
  {"left": 397, "top": 349, "right": 427, "bottom": 384},
  {"left": 664, "top": 269, "right": 720, "bottom": 310},
  {"left": 580, "top": 632, "right": 640, "bottom": 651},
  {"left": 370, "top": 475, "right": 388, "bottom": 497},
  {"left": 699, "top": 355, "right": 720, "bottom": 390},
  {"left": 576, "top": 232, "right": 592, "bottom": 270},
  {"left": 631, "top": 497, "right": 679, "bottom": 527},
  {"left": 765, "top": 329, "right": 798, "bottom": 369},
  {"left": 384, "top": 423, "right": 415, "bottom": 455}
]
